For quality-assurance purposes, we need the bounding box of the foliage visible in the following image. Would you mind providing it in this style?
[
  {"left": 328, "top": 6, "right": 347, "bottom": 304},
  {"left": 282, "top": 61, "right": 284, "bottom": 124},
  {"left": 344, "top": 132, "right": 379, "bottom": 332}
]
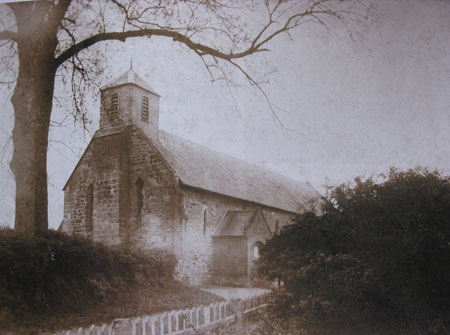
[
  {"left": 0, "top": 229, "right": 221, "bottom": 334},
  {"left": 257, "top": 168, "right": 450, "bottom": 334}
]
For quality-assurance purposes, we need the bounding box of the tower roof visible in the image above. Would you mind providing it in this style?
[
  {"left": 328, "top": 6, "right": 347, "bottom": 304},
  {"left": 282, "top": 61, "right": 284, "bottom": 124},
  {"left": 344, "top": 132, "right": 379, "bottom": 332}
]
[{"left": 100, "top": 67, "right": 160, "bottom": 96}]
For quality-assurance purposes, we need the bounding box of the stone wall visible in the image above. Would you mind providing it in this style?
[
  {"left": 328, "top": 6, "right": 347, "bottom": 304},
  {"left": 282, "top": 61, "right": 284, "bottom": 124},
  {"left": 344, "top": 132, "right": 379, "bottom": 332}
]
[
  {"left": 177, "top": 186, "right": 295, "bottom": 286},
  {"left": 63, "top": 71, "right": 308, "bottom": 289},
  {"left": 63, "top": 132, "right": 126, "bottom": 245},
  {"left": 63, "top": 122, "right": 296, "bottom": 286},
  {"left": 63, "top": 126, "right": 178, "bottom": 248},
  {"left": 125, "top": 127, "right": 179, "bottom": 251}
]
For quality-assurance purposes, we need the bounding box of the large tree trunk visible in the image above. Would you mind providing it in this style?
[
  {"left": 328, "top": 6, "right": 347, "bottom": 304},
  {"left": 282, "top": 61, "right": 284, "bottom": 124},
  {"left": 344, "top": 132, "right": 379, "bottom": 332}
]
[{"left": 9, "top": 2, "right": 59, "bottom": 235}]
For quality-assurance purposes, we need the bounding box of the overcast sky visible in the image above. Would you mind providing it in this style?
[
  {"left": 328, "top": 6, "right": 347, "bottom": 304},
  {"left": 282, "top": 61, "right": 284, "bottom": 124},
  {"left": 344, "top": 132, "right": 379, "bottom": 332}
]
[{"left": 0, "top": 0, "right": 449, "bottom": 229}]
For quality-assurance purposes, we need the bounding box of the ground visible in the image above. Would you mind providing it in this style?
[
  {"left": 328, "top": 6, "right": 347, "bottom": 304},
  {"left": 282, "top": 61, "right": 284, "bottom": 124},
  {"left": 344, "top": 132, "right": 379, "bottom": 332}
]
[{"left": 200, "top": 287, "right": 270, "bottom": 300}]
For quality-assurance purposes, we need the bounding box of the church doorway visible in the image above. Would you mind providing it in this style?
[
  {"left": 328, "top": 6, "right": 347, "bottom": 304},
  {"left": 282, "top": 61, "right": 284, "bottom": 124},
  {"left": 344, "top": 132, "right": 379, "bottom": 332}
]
[
  {"left": 250, "top": 241, "right": 264, "bottom": 283},
  {"left": 212, "top": 209, "right": 272, "bottom": 286},
  {"left": 253, "top": 241, "right": 263, "bottom": 260}
]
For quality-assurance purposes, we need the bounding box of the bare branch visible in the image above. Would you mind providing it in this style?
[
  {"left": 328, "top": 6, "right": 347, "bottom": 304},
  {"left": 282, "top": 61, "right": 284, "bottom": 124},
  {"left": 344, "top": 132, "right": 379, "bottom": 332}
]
[
  {"left": 0, "top": 136, "right": 11, "bottom": 164},
  {"left": 48, "top": 138, "right": 84, "bottom": 159},
  {"left": 0, "top": 30, "right": 17, "bottom": 42},
  {"left": 52, "top": 0, "right": 363, "bottom": 136},
  {"left": 225, "top": 58, "right": 297, "bottom": 137},
  {"left": 55, "top": 28, "right": 267, "bottom": 68},
  {"left": 53, "top": 0, "right": 73, "bottom": 24}
]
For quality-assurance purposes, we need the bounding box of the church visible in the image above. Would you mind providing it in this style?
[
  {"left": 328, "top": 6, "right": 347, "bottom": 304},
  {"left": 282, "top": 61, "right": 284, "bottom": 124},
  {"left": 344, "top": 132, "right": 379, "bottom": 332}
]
[{"left": 60, "top": 67, "right": 320, "bottom": 286}]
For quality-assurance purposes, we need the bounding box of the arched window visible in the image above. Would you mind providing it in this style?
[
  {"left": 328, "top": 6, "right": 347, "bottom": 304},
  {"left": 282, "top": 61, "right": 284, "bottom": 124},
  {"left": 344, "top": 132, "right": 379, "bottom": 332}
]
[
  {"left": 136, "top": 178, "right": 144, "bottom": 225},
  {"left": 203, "top": 208, "right": 207, "bottom": 235},
  {"left": 86, "top": 184, "right": 94, "bottom": 234}
]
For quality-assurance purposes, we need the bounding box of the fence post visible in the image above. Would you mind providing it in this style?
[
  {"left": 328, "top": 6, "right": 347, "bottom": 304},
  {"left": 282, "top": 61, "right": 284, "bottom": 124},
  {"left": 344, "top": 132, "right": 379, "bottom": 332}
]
[
  {"left": 150, "top": 318, "right": 156, "bottom": 335},
  {"left": 183, "top": 308, "right": 192, "bottom": 329},
  {"left": 229, "top": 299, "right": 244, "bottom": 327},
  {"left": 159, "top": 315, "right": 164, "bottom": 335},
  {"left": 96, "top": 324, "right": 106, "bottom": 335},
  {"left": 106, "top": 324, "right": 113, "bottom": 335},
  {"left": 204, "top": 305, "right": 210, "bottom": 324},
  {"left": 175, "top": 311, "right": 180, "bottom": 332},
  {"left": 50, "top": 292, "right": 271, "bottom": 335},
  {"left": 131, "top": 318, "right": 138, "bottom": 335},
  {"left": 168, "top": 312, "right": 172, "bottom": 334},
  {"left": 112, "top": 319, "right": 133, "bottom": 335},
  {"left": 189, "top": 308, "right": 194, "bottom": 328},
  {"left": 141, "top": 317, "right": 148, "bottom": 335}
]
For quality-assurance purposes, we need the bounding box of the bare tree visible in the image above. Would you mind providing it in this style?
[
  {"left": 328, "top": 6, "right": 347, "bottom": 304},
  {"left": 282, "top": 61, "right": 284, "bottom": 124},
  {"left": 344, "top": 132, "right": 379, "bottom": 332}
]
[{"left": 0, "top": 0, "right": 362, "bottom": 235}]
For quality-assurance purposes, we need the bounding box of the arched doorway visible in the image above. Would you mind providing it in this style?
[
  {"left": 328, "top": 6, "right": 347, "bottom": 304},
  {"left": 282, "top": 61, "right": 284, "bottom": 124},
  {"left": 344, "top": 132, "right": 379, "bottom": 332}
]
[
  {"left": 250, "top": 241, "right": 264, "bottom": 283},
  {"left": 253, "top": 241, "right": 264, "bottom": 260}
]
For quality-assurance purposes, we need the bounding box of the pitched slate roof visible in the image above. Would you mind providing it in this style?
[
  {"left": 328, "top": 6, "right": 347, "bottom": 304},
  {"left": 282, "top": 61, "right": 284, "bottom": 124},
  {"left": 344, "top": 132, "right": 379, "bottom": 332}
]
[
  {"left": 100, "top": 67, "right": 160, "bottom": 96},
  {"left": 213, "top": 210, "right": 256, "bottom": 237},
  {"left": 63, "top": 125, "right": 320, "bottom": 211},
  {"left": 154, "top": 130, "right": 320, "bottom": 213}
]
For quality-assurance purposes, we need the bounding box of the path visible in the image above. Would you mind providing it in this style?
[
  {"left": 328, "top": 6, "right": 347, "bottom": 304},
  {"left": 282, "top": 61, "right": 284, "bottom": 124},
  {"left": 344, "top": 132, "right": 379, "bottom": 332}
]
[{"left": 201, "top": 287, "right": 270, "bottom": 300}]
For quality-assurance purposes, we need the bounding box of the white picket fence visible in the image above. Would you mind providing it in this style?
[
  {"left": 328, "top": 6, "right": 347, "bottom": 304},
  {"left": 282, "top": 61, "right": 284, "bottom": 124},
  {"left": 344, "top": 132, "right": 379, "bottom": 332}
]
[{"left": 51, "top": 292, "right": 270, "bottom": 335}]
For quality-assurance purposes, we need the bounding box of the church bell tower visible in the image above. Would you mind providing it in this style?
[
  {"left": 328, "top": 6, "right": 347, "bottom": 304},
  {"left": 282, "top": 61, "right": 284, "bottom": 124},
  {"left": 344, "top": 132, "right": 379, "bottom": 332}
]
[{"left": 99, "top": 65, "right": 160, "bottom": 139}]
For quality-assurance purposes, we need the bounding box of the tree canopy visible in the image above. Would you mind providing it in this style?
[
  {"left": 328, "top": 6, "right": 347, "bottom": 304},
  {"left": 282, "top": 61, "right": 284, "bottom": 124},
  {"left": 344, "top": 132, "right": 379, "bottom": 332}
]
[{"left": 258, "top": 168, "right": 450, "bottom": 335}]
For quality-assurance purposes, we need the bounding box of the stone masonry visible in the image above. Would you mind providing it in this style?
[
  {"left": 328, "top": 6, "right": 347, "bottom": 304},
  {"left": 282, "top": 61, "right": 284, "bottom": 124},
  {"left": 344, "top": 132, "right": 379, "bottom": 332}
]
[{"left": 61, "top": 67, "right": 320, "bottom": 286}]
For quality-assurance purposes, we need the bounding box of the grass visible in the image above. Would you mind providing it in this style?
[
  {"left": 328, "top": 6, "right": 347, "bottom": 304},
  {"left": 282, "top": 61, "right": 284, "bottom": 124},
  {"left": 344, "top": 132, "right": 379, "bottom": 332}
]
[{"left": 5, "top": 282, "right": 222, "bottom": 334}]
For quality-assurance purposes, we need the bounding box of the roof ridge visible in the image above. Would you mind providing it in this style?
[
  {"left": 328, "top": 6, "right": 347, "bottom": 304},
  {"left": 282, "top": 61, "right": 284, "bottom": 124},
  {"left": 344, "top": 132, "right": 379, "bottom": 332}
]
[
  {"left": 64, "top": 125, "right": 320, "bottom": 213},
  {"left": 158, "top": 130, "right": 313, "bottom": 189}
]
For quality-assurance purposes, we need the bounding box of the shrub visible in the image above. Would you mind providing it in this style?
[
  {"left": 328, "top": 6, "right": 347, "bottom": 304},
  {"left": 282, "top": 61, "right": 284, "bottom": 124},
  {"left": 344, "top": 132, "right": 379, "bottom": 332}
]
[
  {"left": 0, "top": 229, "right": 176, "bottom": 319},
  {"left": 257, "top": 168, "right": 450, "bottom": 334}
]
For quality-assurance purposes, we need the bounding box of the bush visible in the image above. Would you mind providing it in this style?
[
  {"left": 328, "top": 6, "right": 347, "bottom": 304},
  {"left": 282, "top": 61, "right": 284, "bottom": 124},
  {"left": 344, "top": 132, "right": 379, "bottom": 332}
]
[
  {"left": 0, "top": 229, "right": 176, "bottom": 325},
  {"left": 257, "top": 168, "right": 450, "bottom": 334}
]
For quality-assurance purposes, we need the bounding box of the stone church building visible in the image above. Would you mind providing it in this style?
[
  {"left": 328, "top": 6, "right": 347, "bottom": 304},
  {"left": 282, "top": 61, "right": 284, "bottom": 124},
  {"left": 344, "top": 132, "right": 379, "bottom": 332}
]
[{"left": 61, "top": 67, "right": 320, "bottom": 286}]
